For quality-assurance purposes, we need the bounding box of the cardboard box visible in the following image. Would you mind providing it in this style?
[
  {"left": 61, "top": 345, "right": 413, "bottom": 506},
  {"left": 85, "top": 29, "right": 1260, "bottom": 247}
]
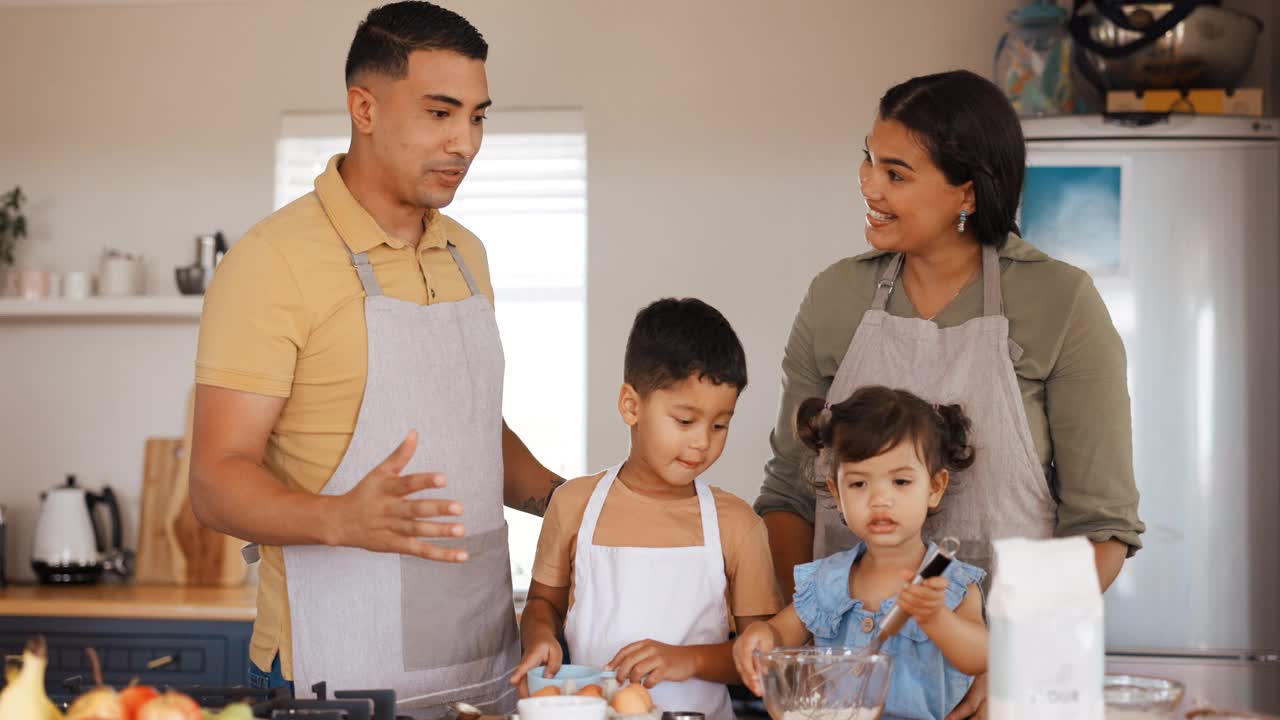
[{"left": 1106, "top": 88, "right": 1264, "bottom": 116}]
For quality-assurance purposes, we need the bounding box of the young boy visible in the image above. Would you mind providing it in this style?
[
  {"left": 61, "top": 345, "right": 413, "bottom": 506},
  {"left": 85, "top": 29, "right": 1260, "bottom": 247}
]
[{"left": 510, "top": 298, "right": 783, "bottom": 720}]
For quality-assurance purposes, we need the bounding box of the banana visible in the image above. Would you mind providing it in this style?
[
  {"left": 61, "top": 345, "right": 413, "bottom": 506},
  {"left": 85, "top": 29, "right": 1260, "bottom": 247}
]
[{"left": 0, "top": 636, "right": 64, "bottom": 720}]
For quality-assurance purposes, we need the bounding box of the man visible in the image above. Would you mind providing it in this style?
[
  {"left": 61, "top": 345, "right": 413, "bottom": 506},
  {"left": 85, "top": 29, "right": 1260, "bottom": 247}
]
[{"left": 189, "top": 4, "right": 562, "bottom": 717}]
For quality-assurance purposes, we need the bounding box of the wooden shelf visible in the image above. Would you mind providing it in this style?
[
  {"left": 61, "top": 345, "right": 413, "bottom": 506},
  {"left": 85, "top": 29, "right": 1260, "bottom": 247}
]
[{"left": 0, "top": 296, "right": 203, "bottom": 319}]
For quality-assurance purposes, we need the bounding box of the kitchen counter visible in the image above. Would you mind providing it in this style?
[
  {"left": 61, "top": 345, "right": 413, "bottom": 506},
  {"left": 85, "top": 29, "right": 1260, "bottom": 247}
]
[{"left": 0, "top": 582, "right": 257, "bottom": 621}]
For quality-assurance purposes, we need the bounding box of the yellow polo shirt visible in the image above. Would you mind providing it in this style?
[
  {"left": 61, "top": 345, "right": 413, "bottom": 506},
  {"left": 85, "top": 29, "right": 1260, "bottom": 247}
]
[{"left": 195, "top": 154, "right": 495, "bottom": 679}]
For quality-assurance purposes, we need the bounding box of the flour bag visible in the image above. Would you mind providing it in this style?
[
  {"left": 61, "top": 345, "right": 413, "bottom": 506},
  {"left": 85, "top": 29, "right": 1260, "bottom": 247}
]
[{"left": 988, "top": 536, "right": 1104, "bottom": 720}]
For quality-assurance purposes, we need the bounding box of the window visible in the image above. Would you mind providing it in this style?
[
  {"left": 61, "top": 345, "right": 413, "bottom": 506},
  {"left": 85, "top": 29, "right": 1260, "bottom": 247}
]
[{"left": 275, "top": 110, "right": 587, "bottom": 593}]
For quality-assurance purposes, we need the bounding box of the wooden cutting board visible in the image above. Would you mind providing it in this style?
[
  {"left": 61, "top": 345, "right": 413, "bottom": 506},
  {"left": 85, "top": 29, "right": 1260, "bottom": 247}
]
[{"left": 135, "top": 388, "right": 247, "bottom": 586}]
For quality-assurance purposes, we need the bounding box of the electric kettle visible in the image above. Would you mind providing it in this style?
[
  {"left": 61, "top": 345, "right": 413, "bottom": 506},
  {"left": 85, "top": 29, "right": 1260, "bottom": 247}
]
[{"left": 31, "top": 475, "right": 128, "bottom": 584}]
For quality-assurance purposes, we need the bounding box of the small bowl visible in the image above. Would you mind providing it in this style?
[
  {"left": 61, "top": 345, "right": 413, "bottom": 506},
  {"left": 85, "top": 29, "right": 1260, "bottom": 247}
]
[
  {"left": 527, "top": 664, "right": 606, "bottom": 694},
  {"left": 175, "top": 265, "right": 210, "bottom": 295},
  {"left": 518, "top": 695, "right": 607, "bottom": 720},
  {"left": 1104, "top": 673, "right": 1185, "bottom": 714}
]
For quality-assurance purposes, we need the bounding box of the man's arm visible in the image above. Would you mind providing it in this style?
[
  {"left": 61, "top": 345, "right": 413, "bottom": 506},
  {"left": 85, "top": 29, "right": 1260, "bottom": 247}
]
[
  {"left": 502, "top": 420, "right": 566, "bottom": 517},
  {"left": 763, "top": 511, "right": 814, "bottom": 599},
  {"left": 190, "top": 384, "right": 467, "bottom": 561},
  {"left": 189, "top": 384, "right": 332, "bottom": 545}
]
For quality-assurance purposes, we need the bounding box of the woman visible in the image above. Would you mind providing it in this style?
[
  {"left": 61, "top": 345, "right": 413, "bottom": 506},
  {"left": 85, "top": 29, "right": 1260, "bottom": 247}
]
[{"left": 754, "top": 70, "right": 1145, "bottom": 719}]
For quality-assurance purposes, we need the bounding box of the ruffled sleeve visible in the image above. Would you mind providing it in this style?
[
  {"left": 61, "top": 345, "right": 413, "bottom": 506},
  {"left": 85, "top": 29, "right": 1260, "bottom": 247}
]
[
  {"left": 792, "top": 550, "right": 858, "bottom": 640},
  {"left": 942, "top": 558, "right": 986, "bottom": 611}
]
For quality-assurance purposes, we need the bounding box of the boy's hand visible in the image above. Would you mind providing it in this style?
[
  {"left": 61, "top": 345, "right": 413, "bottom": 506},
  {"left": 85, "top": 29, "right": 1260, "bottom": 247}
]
[
  {"left": 510, "top": 631, "right": 563, "bottom": 696},
  {"left": 732, "top": 622, "right": 779, "bottom": 697},
  {"left": 607, "top": 640, "right": 696, "bottom": 688},
  {"left": 895, "top": 569, "right": 949, "bottom": 627}
]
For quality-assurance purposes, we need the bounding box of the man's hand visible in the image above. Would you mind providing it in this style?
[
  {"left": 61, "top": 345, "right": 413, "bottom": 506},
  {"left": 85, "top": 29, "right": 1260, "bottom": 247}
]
[
  {"left": 946, "top": 673, "right": 988, "bottom": 720},
  {"left": 330, "top": 430, "right": 469, "bottom": 562},
  {"left": 607, "top": 640, "right": 698, "bottom": 689}
]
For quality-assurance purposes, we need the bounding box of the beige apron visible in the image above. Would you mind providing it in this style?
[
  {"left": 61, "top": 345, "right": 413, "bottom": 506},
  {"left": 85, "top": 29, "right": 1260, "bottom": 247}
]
[
  {"left": 812, "top": 244, "right": 1057, "bottom": 576},
  {"left": 283, "top": 242, "right": 519, "bottom": 719}
]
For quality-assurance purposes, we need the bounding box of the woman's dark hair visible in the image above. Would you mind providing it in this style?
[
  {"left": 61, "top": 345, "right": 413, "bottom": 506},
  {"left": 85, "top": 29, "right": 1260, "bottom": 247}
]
[
  {"left": 797, "top": 386, "right": 974, "bottom": 487},
  {"left": 624, "top": 298, "right": 748, "bottom": 396},
  {"left": 346, "top": 2, "right": 488, "bottom": 86},
  {"left": 878, "top": 69, "right": 1025, "bottom": 249}
]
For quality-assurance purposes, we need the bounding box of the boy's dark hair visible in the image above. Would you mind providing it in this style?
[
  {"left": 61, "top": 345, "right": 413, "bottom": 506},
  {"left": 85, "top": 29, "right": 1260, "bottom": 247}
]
[
  {"left": 878, "top": 69, "right": 1025, "bottom": 249},
  {"left": 345, "top": 1, "right": 488, "bottom": 86},
  {"left": 624, "top": 298, "right": 748, "bottom": 396},
  {"left": 797, "top": 386, "right": 975, "bottom": 487}
]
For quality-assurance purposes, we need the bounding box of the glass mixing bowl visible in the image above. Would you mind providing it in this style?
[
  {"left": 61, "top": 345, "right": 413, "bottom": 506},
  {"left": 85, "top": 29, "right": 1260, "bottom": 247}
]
[
  {"left": 1104, "top": 674, "right": 1184, "bottom": 718},
  {"left": 754, "top": 647, "right": 894, "bottom": 720}
]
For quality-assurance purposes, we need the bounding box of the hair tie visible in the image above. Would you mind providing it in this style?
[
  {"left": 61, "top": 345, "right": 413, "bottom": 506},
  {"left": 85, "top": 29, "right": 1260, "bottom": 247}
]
[{"left": 817, "top": 401, "right": 834, "bottom": 447}]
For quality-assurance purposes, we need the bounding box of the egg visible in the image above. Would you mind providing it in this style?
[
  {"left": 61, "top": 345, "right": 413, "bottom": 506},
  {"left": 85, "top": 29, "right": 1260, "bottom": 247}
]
[
  {"left": 610, "top": 684, "right": 653, "bottom": 714},
  {"left": 531, "top": 685, "right": 562, "bottom": 697},
  {"left": 575, "top": 684, "right": 604, "bottom": 698}
]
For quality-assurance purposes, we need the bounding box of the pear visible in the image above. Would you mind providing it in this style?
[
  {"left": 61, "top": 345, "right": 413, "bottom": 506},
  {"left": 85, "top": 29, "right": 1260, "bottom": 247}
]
[
  {"left": 66, "top": 647, "right": 123, "bottom": 720},
  {"left": 0, "top": 636, "right": 64, "bottom": 720}
]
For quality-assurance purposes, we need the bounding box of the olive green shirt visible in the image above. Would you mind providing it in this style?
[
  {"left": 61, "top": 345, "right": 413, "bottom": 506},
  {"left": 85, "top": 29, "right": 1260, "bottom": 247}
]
[{"left": 755, "top": 234, "right": 1145, "bottom": 553}]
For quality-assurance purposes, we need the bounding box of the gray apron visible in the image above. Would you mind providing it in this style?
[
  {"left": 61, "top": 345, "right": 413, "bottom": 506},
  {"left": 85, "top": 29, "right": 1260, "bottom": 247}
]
[
  {"left": 812, "top": 244, "right": 1057, "bottom": 577},
  {"left": 283, "top": 242, "right": 519, "bottom": 719}
]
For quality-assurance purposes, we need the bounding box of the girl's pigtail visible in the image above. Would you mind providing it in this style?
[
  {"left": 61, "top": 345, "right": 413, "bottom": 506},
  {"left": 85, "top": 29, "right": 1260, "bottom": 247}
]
[
  {"left": 935, "top": 402, "right": 976, "bottom": 471},
  {"left": 796, "top": 397, "right": 831, "bottom": 452}
]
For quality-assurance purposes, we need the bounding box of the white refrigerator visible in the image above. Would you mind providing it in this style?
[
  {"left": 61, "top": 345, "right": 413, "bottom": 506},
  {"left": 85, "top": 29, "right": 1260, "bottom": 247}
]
[{"left": 1021, "top": 114, "right": 1280, "bottom": 714}]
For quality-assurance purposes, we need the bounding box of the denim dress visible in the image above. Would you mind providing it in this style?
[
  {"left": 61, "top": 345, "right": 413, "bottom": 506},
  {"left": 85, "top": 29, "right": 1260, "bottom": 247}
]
[{"left": 793, "top": 542, "right": 986, "bottom": 720}]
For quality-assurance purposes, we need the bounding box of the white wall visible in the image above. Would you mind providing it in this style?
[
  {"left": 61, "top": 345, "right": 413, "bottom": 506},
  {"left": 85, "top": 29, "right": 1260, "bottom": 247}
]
[
  {"left": 1, "top": 0, "right": 1272, "bottom": 582},
  {"left": 1232, "top": 0, "right": 1279, "bottom": 114}
]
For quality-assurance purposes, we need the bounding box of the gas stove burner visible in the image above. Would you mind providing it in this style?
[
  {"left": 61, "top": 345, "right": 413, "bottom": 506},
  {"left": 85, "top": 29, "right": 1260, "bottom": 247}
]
[
  {"left": 60, "top": 676, "right": 411, "bottom": 719},
  {"left": 164, "top": 684, "right": 286, "bottom": 707},
  {"left": 251, "top": 685, "right": 396, "bottom": 720}
]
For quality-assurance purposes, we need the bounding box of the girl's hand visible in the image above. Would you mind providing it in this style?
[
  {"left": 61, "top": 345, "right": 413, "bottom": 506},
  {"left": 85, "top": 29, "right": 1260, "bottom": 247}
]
[
  {"left": 895, "top": 569, "right": 949, "bottom": 627},
  {"left": 732, "top": 622, "right": 779, "bottom": 697},
  {"left": 606, "top": 640, "right": 697, "bottom": 688}
]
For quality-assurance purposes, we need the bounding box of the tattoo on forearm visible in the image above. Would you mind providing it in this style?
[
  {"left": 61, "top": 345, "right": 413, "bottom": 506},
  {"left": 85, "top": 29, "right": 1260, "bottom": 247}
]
[{"left": 516, "top": 477, "right": 566, "bottom": 517}]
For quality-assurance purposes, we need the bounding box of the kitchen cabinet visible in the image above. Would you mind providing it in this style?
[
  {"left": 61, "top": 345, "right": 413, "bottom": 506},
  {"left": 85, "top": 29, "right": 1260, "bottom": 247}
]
[{"left": 0, "top": 583, "right": 255, "bottom": 701}]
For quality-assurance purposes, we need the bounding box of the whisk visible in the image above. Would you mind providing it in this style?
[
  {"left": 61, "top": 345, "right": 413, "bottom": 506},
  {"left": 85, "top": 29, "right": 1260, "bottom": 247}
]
[{"left": 864, "top": 537, "right": 961, "bottom": 655}]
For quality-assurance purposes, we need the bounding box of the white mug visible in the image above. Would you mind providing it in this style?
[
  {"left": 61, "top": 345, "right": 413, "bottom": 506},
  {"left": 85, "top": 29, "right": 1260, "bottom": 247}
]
[
  {"left": 100, "top": 256, "right": 143, "bottom": 297},
  {"left": 63, "top": 271, "right": 95, "bottom": 299}
]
